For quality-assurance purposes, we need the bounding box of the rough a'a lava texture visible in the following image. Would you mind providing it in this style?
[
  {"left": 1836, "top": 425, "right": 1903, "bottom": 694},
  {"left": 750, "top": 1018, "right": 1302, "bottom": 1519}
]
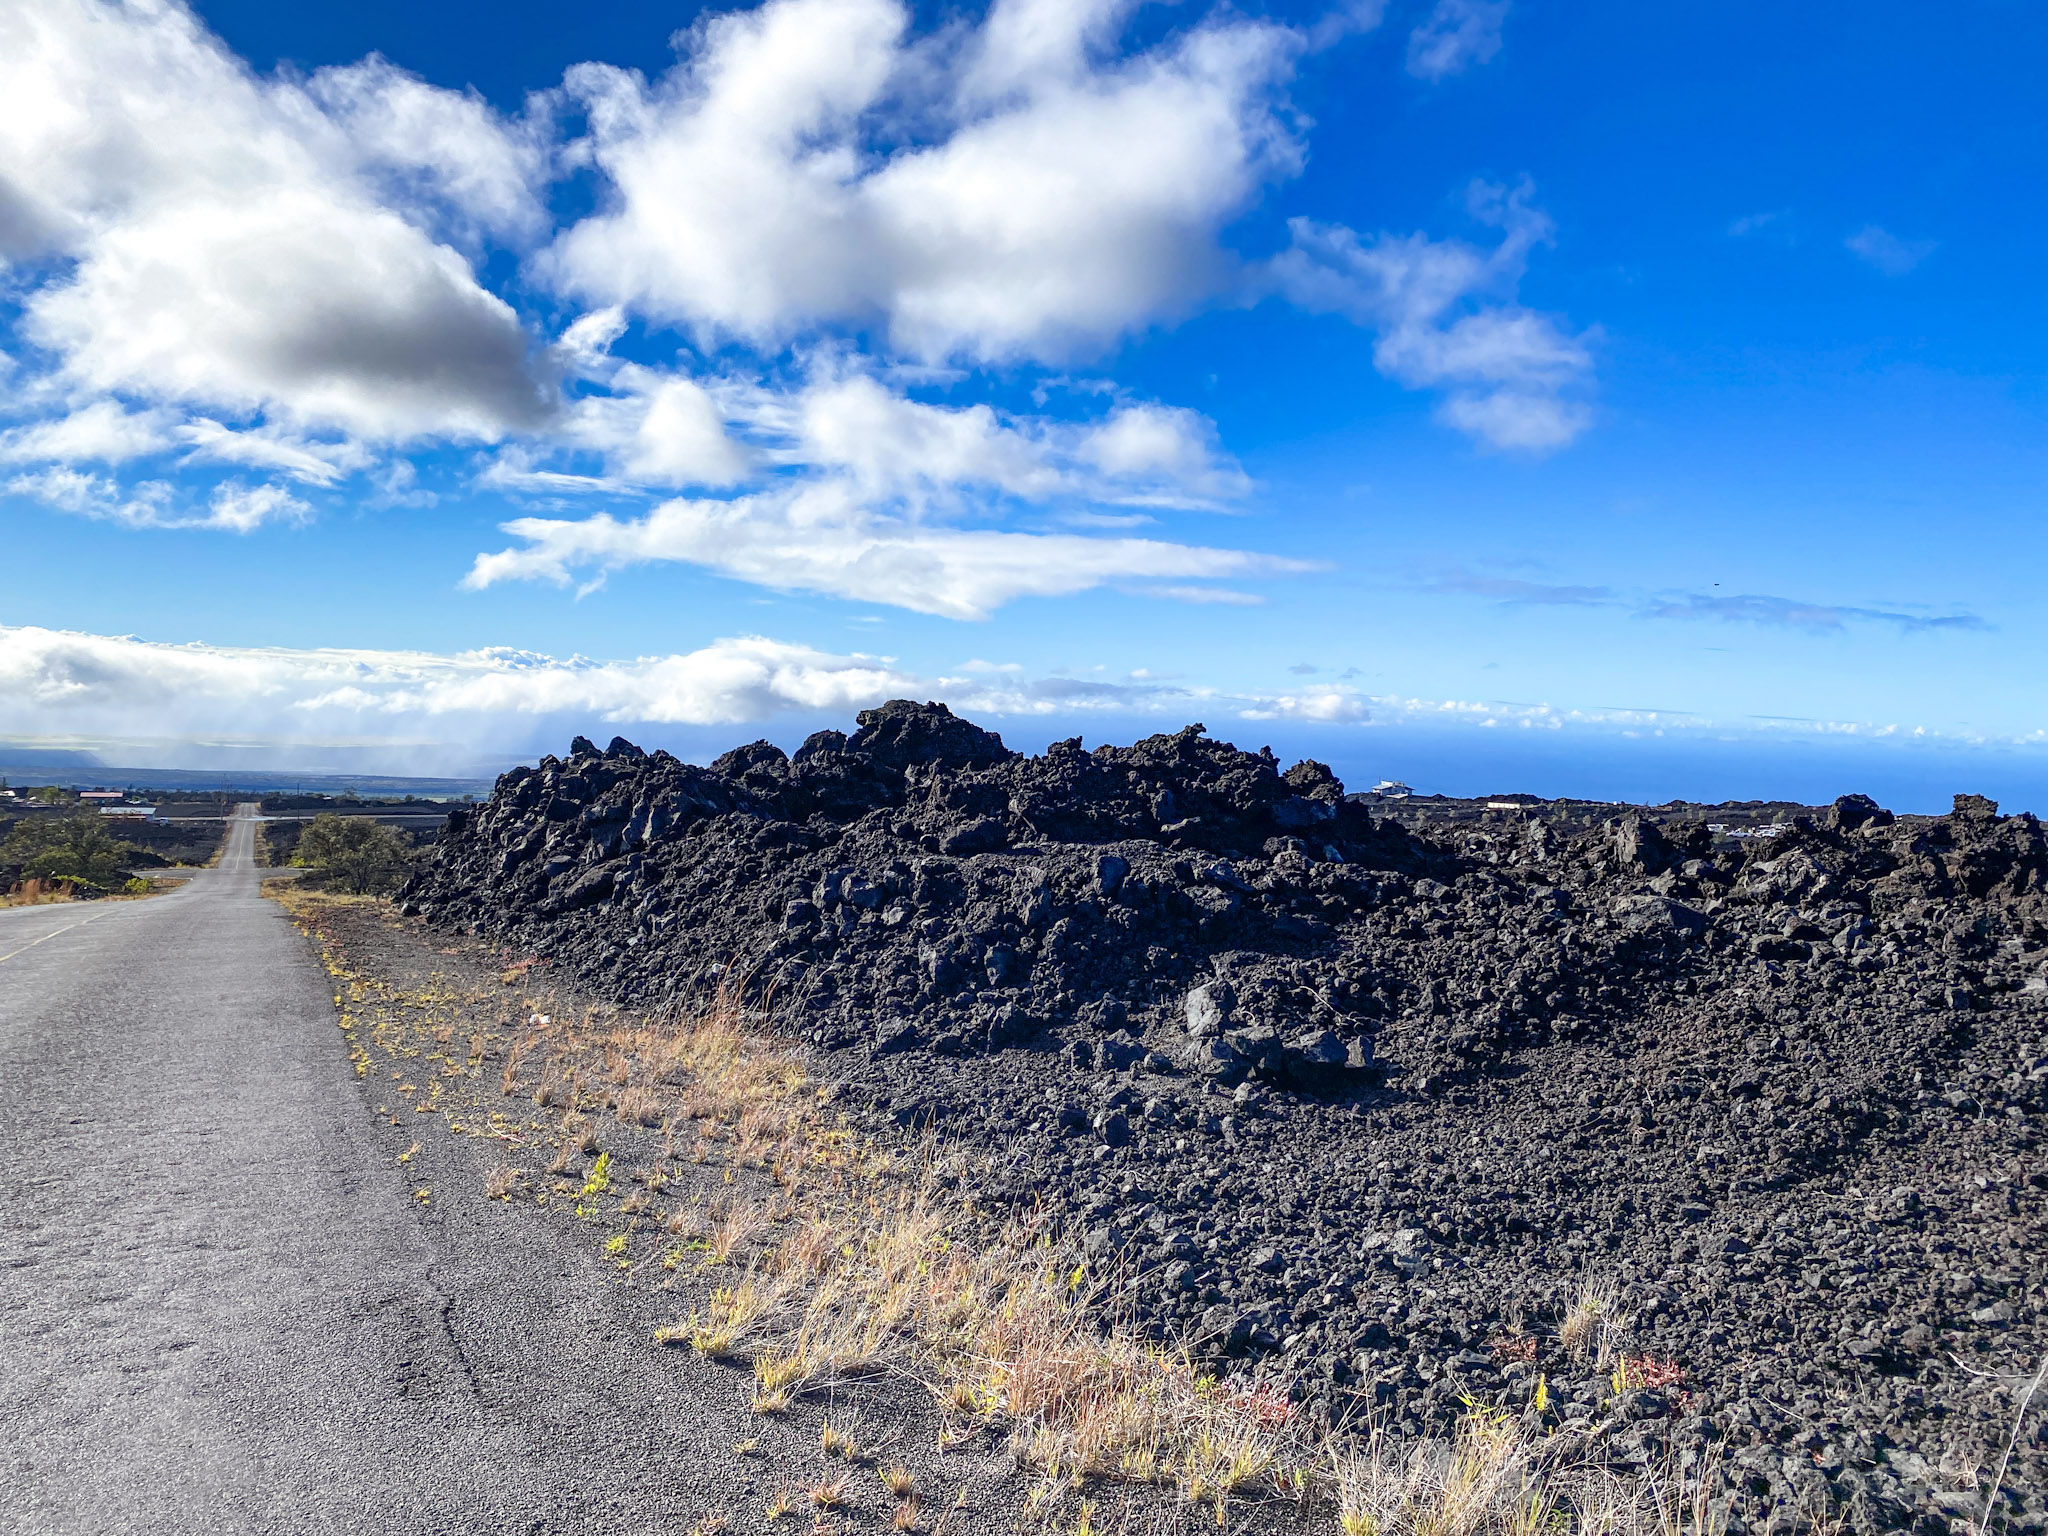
[{"left": 404, "top": 702, "right": 2048, "bottom": 1536}]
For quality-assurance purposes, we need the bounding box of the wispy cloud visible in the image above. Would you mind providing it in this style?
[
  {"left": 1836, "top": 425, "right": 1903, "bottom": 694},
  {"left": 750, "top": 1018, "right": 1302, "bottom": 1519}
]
[
  {"left": 179, "top": 419, "right": 368, "bottom": 486},
  {"left": 1424, "top": 566, "right": 1986, "bottom": 635},
  {"left": 1643, "top": 592, "right": 1987, "bottom": 633},
  {"left": 463, "top": 483, "right": 1311, "bottom": 620},
  {"left": 1132, "top": 584, "right": 1266, "bottom": 606},
  {"left": 1727, "top": 209, "right": 1790, "bottom": 238},
  {"left": 1846, "top": 224, "right": 1936, "bottom": 276},
  {"left": 1270, "top": 179, "right": 1592, "bottom": 451},
  {"left": 1426, "top": 571, "right": 1614, "bottom": 605},
  {"left": 2, "top": 468, "right": 306, "bottom": 531},
  {"left": 1001, "top": 676, "right": 1172, "bottom": 707},
  {"left": 1351, "top": 692, "right": 2025, "bottom": 750},
  {"left": 1406, "top": 0, "right": 1510, "bottom": 81},
  {"left": 0, "top": 401, "right": 176, "bottom": 465}
]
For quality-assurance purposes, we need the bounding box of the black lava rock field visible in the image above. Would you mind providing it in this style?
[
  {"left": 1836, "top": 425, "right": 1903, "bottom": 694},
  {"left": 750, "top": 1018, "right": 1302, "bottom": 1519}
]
[{"left": 403, "top": 702, "right": 2047, "bottom": 1535}]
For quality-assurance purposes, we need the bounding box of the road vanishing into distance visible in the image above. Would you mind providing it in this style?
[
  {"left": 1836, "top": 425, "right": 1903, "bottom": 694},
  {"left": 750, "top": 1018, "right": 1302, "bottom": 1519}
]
[{"left": 0, "top": 809, "right": 752, "bottom": 1535}]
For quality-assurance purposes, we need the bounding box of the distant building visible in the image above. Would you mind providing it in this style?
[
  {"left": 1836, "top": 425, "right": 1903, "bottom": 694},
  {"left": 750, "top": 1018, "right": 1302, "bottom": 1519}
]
[
  {"left": 1368, "top": 780, "right": 1414, "bottom": 798},
  {"left": 1486, "top": 798, "right": 1541, "bottom": 811},
  {"left": 99, "top": 805, "right": 158, "bottom": 818},
  {"left": 79, "top": 790, "right": 125, "bottom": 800}
]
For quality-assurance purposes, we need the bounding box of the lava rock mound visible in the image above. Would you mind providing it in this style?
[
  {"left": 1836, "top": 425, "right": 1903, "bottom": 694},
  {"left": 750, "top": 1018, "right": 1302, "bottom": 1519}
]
[
  {"left": 404, "top": 700, "right": 2048, "bottom": 1104},
  {"left": 409, "top": 700, "right": 1457, "bottom": 1078},
  {"left": 402, "top": 703, "right": 2048, "bottom": 1535}
]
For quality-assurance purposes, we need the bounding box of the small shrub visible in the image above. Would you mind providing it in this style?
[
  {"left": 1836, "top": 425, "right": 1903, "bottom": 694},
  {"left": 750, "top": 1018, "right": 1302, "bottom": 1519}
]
[{"left": 291, "top": 813, "right": 413, "bottom": 894}]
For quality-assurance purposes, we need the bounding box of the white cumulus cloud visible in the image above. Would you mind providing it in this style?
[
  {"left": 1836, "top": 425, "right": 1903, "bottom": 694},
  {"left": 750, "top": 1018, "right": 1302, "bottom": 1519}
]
[
  {"left": 548, "top": 364, "right": 755, "bottom": 490},
  {"left": 0, "top": 0, "right": 1601, "bottom": 613},
  {"left": 545, "top": 0, "right": 1302, "bottom": 362},
  {"left": 0, "top": 0, "right": 549, "bottom": 443},
  {"left": 1078, "top": 405, "right": 1253, "bottom": 504},
  {"left": 307, "top": 55, "right": 550, "bottom": 245},
  {"left": 1239, "top": 688, "right": 1371, "bottom": 722}
]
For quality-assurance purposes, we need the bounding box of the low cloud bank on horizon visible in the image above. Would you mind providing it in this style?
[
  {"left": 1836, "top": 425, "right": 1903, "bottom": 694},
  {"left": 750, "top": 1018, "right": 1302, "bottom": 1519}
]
[
  {"left": 0, "top": 624, "right": 2025, "bottom": 778},
  {"left": 0, "top": 0, "right": 1593, "bottom": 616}
]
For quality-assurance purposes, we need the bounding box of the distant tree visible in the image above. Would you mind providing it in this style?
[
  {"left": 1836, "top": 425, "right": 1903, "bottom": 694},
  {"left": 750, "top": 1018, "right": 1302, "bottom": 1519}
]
[
  {"left": 293, "top": 814, "right": 414, "bottom": 894},
  {"left": 1, "top": 814, "right": 143, "bottom": 892}
]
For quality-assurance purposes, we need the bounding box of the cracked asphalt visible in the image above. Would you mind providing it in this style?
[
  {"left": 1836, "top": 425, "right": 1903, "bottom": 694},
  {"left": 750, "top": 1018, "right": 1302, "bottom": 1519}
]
[{"left": 0, "top": 809, "right": 782, "bottom": 1535}]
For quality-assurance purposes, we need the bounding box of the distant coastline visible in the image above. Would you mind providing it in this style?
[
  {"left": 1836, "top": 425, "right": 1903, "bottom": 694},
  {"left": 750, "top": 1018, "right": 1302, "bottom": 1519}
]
[{"left": 0, "top": 761, "right": 495, "bottom": 800}]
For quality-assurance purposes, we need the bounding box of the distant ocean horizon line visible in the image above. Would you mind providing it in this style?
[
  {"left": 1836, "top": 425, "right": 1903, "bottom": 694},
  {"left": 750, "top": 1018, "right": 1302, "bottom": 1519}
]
[{"left": 2, "top": 720, "right": 2041, "bottom": 816}]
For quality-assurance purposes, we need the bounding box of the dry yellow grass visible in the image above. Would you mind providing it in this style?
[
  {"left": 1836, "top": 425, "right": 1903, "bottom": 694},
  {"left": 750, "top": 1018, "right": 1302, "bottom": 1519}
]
[
  {"left": 596, "top": 998, "right": 1737, "bottom": 1536},
  {"left": 613, "top": 1084, "right": 664, "bottom": 1127},
  {"left": 1556, "top": 1278, "right": 1622, "bottom": 1365},
  {"left": 1, "top": 878, "right": 78, "bottom": 908},
  {"left": 450, "top": 969, "right": 1329, "bottom": 1506},
  {"left": 1332, "top": 1407, "right": 1725, "bottom": 1536},
  {"left": 273, "top": 888, "right": 1743, "bottom": 1536},
  {"left": 3, "top": 873, "right": 186, "bottom": 908}
]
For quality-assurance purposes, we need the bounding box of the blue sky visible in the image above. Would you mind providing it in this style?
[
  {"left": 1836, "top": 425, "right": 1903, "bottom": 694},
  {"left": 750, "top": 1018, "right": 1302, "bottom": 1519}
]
[{"left": 2, "top": 0, "right": 2044, "bottom": 808}]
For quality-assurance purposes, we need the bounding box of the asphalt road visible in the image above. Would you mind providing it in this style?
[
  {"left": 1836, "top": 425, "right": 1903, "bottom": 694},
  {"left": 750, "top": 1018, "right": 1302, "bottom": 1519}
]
[{"left": 0, "top": 810, "right": 767, "bottom": 1535}]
